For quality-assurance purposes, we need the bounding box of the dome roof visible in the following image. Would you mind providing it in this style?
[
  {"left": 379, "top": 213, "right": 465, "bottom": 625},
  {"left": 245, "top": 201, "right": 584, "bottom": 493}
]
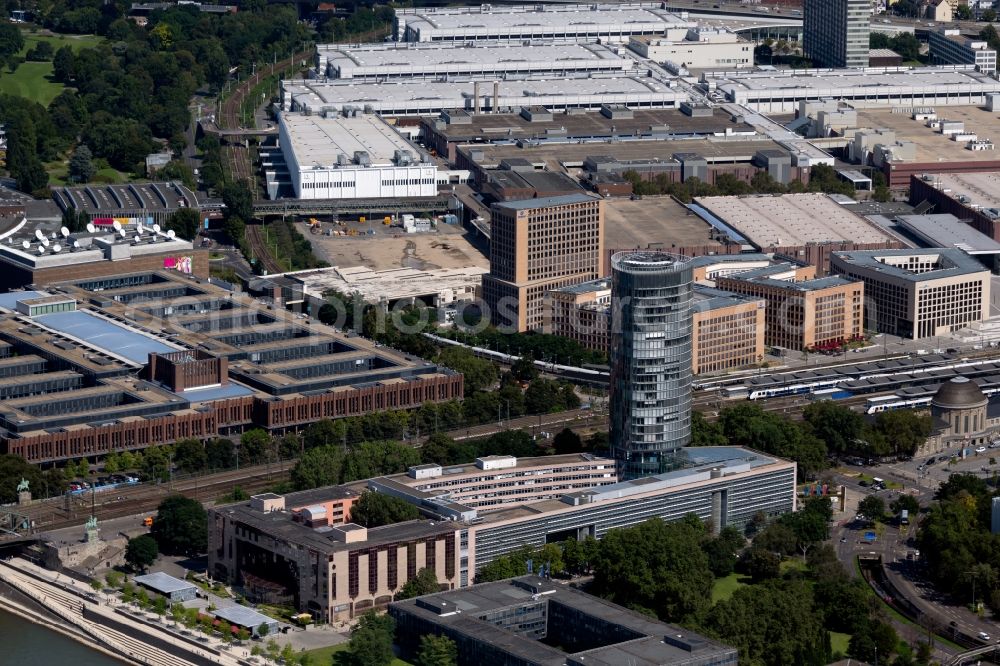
[{"left": 932, "top": 377, "right": 987, "bottom": 409}]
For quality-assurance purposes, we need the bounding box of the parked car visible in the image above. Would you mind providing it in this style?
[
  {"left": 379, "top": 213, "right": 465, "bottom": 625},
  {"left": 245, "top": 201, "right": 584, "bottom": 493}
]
[{"left": 976, "top": 446, "right": 987, "bottom": 453}]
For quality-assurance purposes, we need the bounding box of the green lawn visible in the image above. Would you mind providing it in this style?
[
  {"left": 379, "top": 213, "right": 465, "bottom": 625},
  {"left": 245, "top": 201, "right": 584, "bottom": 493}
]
[
  {"left": 711, "top": 572, "right": 749, "bottom": 604},
  {"left": 780, "top": 558, "right": 808, "bottom": 574},
  {"left": 0, "top": 62, "right": 63, "bottom": 105},
  {"left": 302, "top": 642, "right": 410, "bottom": 665},
  {"left": 829, "top": 631, "right": 851, "bottom": 655},
  {"left": 0, "top": 30, "right": 103, "bottom": 107}
]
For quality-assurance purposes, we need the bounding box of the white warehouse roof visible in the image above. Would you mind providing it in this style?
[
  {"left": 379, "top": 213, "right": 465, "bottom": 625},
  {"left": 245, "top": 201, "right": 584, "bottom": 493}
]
[
  {"left": 317, "top": 41, "right": 631, "bottom": 79},
  {"left": 707, "top": 66, "right": 1000, "bottom": 105},
  {"left": 282, "top": 75, "right": 684, "bottom": 117},
  {"left": 396, "top": 3, "right": 694, "bottom": 42},
  {"left": 278, "top": 113, "right": 425, "bottom": 168}
]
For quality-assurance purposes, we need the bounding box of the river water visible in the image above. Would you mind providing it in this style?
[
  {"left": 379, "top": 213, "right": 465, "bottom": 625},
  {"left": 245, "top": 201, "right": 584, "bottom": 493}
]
[{"left": 0, "top": 608, "right": 123, "bottom": 665}]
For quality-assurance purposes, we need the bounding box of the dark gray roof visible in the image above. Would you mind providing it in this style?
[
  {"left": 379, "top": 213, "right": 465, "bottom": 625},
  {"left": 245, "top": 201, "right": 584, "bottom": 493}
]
[
  {"left": 493, "top": 193, "right": 598, "bottom": 210},
  {"left": 832, "top": 247, "right": 989, "bottom": 282},
  {"left": 391, "top": 576, "right": 737, "bottom": 665},
  {"left": 933, "top": 376, "right": 987, "bottom": 409},
  {"left": 895, "top": 214, "right": 1000, "bottom": 255}
]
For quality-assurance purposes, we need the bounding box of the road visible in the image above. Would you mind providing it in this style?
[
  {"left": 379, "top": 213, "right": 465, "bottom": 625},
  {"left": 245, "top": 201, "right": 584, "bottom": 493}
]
[{"left": 830, "top": 466, "right": 1000, "bottom": 660}]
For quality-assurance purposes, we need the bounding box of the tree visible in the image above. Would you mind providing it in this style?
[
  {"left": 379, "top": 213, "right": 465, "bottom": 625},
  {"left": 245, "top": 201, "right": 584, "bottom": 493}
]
[
  {"left": 291, "top": 445, "right": 344, "bottom": 490},
  {"left": 257, "top": 622, "right": 270, "bottom": 638},
  {"left": 52, "top": 46, "right": 75, "bottom": 83},
  {"left": 956, "top": 4, "right": 973, "bottom": 21},
  {"left": 0, "top": 25, "right": 24, "bottom": 59},
  {"left": 706, "top": 580, "right": 830, "bottom": 666},
  {"left": 222, "top": 181, "right": 253, "bottom": 222},
  {"left": 346, "top": 611, "right": 395, "bottom": 666},
  {"left": 435, "top": 347, "right": 497, "bottom": 392},
  {"left": 303, "top": 419, "right": 345, "bottom": 451},
  {"left": 744, "top": 547, "right": 781, "bottom": 582},
  {"left": 165, "top": 208, "right": 201, "bottom": 240},
  {"left": 890, "top": 494, "right": 920, "bottom": 517},
  {"left": 397, "top": 567, "right": 439, "bottom": 600},
  {"left": 510, "top": 355, "right": 539, "bottom": 382},
  {"left": 984, "top": 8, "right": 998, "bottom": 23},
  {"left": 0, "top": 454, "right": 47, "bottom": 504},
  {"left": 414, "top": 635, "right": 458, "bottom": 666},
  {"left": 858, "top": 495, "right": 886, "bottom": 522},
  {"left": 552, "top": 428, "right": 583, "bottom": 455},
  {"left": 173, "top": 438, "right": 207, "bottom": 473},
  {"left": 125, "top": 534, "right": 159, "bottom": 572},
  {"left": 154, "top": 595, "right": 167, "bottom": 618},
  {"left": 205, "top": 438, "right": 235, "bottom": 470},
  {"left": 803, "top": 402, "right": 866, "bottom": 456},
  {"left": 239, "top": 429, "right": 273, "bottom": 466},
  {"left": 591, "top": 518, "right": 713, "bottom": 623},
  {"left": 691, "top": 411, "right": 726, "bottom": 446},
  {"left": 150, "top": 495, "right": 208, "bottom": 555},
  {"left": 69, "top": 144, "right": 96, "bottom": 184},
  {"left": 350, "top": 491, "right": 419, "bottom": 528},
  {"left": 342, "top": 440, "right": 420, "bottom": 483},
  {"left": 703, "top": 526, "right": 745, "bottom": 578}
]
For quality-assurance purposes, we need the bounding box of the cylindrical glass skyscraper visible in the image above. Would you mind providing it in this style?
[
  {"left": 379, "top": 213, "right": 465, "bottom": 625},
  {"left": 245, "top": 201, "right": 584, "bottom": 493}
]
[{"left": 609, "top": 251, "right": 693, "bottom": 480}]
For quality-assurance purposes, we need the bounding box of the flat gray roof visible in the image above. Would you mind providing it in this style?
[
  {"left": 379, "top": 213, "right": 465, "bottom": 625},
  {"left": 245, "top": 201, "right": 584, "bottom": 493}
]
[
  {"left": 832, "top": 247, "right": 991, "bottom": 282},
  {"left": 213, "top": 605, "right": 280, "bottom": 629},
  {"left": 319, "top": 41, "right": 629, "bottom": 77},
  {"left": 282, "top": 75, "right": 681, "bottom": 116},
  {"left": 397, "top": 4, "right": 694, "bottom": 38},
  {"left": 895, "top": 214, "right": 1000, "bottom": 255},
  {"left": 33, "top": 310, "right": 179, "bottom": 365},
  {"left": 134, "top": 572, "right": 197, "bottom": 595},
  {"left": 693, "top": 193, "right": 896, "bottom": 247},
  {"left": 494, "top": 193, "right": 599, "bottom": 210},
  {"left": 710, "top": 66, "right": 1000, "bottom": 97},
  {"left": 279, "top": 112, "right": 422, "bottom": 167}
]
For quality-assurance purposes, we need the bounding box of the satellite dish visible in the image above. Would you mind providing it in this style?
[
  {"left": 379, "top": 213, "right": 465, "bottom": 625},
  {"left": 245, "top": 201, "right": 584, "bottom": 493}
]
[
  {"left": 34, "top": 229, "right": 44, "bottom": 241},
  {"left": 86, "top": 223, "right": 96, "bottom": 233},
  {"left": 153, "top": 224, "right": 161, "bottom": 233},
  {"left": 167, "top": 229, "right": 176, "bottom": 239},
  {"left": 134, "top": 234, "right": 141, "bottom": 243},
  {"left": 5, "top": 237, "right": 11, "bottom": 244},
  {"left": 21, "top": 240, "right": 29, "bottom": 250},
  {"left": 41, "top": 238, "right": 49, "bottom": 247},
  {"left": 36, "top": 246, "right": 44, "bottom": 255},
  {"left": 112, "top": 221, "right": 122, "bottom": 231},
  {"left": 50, "top": 232, "right": 57, "bottom": 240},
  {"left": 72, "top": 240, "right": 81, "bottom": 249},
  {"left": 119, "top": 228, "right": 127, "bottom": 238},
  {"left": 60, "top": 226, "right": 70, "bottom": 238},
  {"left": 52, "top": 244, "right": 61, "bottom": 253}
]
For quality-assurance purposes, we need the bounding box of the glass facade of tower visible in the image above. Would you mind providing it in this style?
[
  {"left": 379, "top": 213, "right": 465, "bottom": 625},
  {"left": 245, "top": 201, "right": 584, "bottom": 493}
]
[
  {"left": 804, "top": 0, "right": 870, "bottom": 69},
  {"left": 609, "top": 251, "right": 693, "bottom": 480}
]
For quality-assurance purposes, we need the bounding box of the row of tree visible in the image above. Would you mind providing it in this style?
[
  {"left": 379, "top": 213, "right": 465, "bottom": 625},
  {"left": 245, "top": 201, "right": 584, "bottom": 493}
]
[
  {"left": 692, "top": 402, "right": 932, "bottom": 480},
  {"left": 621, "top": 164, "right": 862, "bottom": 202},
  {"left": 290, "top": 428, "right": 553, "bottom": 492},
  {"left": 918, "top": 474, "right": 1000, "bottom": 612}
]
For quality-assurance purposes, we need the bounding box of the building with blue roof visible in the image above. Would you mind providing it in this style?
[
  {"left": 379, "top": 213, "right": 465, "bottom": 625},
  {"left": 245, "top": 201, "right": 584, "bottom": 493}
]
[
  {"left": 831, "top": 247, "right": 991, "bottom": 340},
  {"left": 0, "top": 269, "right": 463, "bottom": 464}
]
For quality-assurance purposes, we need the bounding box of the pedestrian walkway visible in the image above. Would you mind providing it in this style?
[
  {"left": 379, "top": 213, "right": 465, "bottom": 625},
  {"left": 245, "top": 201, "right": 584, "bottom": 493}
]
[{"left": 0, "top": 557, "right": 247, "bottom": 666}]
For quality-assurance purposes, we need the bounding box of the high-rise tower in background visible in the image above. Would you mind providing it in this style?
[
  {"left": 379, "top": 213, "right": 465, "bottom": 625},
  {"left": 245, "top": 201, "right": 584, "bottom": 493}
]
[
  {"left": 609, "top": 251, "right": 693, "bottom": 480},
  {"left": 804, "top": 0, "right": 870, "bottom": 68}
]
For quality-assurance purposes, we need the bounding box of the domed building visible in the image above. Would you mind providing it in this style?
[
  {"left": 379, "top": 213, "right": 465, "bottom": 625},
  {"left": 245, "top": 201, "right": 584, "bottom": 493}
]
[{"left": 926, "top": 377, "right": 995, "bottom": 453}]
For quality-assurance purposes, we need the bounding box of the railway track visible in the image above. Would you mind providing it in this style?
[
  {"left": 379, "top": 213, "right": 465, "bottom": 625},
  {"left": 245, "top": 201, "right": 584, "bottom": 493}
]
[
  {"left": 245, "top": 221, "right": 283, "bottom": 274},
  {"left": 21, "top": 462, "right": 291, "bottom": 533},
  {"left": 219, "top": 48, "right": 312, "bottom": 131}
]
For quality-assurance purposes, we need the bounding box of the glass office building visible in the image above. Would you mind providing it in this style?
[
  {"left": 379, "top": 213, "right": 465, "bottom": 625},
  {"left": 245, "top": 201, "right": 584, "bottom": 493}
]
[{"left": 610, "top": 251, "right": 693, "bottom": 479}]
